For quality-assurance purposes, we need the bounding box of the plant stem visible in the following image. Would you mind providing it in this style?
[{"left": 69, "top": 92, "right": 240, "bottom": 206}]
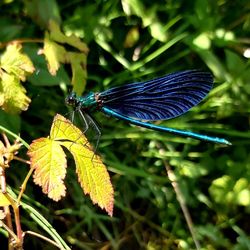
[
  {"left": 17, "top": 168, "right": 34, "bottom": 205},
  {"left": 24, "top": 231, "right": 62, "bottom": 249}
]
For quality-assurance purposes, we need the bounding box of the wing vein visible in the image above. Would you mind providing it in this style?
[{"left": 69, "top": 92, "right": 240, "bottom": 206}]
[{"left": 99, "top": 70, "right": 213, "bottom": 121}]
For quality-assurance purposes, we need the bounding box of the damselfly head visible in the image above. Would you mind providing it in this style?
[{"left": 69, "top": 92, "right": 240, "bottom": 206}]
[{"left": 65, "top": 92, "right": 77, "bottom": 107}]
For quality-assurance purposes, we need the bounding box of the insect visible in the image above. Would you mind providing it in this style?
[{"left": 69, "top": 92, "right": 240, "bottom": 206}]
[{"left": 65, "top": 70, "right": 231, "bottom": 146}]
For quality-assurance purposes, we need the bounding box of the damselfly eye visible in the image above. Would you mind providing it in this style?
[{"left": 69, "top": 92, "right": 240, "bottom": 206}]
[{"left": 65, "top": 92, "right": 77, "bottom": 106}]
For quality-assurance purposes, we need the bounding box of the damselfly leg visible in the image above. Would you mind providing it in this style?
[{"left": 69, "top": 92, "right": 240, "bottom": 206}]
[{"left": 78, "top": 109, "right": 101, "bottom": 154}]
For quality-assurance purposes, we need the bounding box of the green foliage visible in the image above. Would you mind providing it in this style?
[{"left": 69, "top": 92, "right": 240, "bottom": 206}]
[{"left": 0, "top": 0, "right": 249, "bottom": 249}]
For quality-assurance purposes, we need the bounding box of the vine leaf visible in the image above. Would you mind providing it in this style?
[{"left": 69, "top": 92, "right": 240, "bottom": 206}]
[
  {"left": 42, "top": 33, "right": 66, "bottom": 75},
  {"left": 39, "top": 20, "right": 89, "bottom": 95},
  {"left": 0, "top": 43, "right": 35, "bottom": 81},
  {"left": 28, "top": 114, "right": 114, "bottom": 216},
  {"left": 27, "top": 137, "right": 67, "bottom": 201},
  {"left": 0, "top": 43, "right": 35, "bottom": 114},
  {"left": 0, "top": 73, "right": 31, "bottom": 114}
]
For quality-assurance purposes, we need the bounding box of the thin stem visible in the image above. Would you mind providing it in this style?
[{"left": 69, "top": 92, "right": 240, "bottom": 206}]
[
  {"left": 0, "top": 166, "right": 6, "bottom": 193},
  {"left": 0, "top": 126, "right": 29, "bottom": 149},
  {"left": 0, "top": 220, "right": 18, "bottom": 243},
  {"left": 4, "top": 193, "right": 23, "bottom": 248},
  {"left": 2, "top": 133, "right": 11, "bottom": 147},
  {"left": 13, "top": 204, "right": 23, "bottom": 246},
  {"left": 24, "top": 231, "right": 62, "bottom": 249},
  {"left": 4, "top": 206, "right": 14, "bottom": 240},
  {"left": 17, "top": 168, "right": 34, "bottom": 205},
  {"left": 0, "top": 164, "right": 15, "bottom": 249},
  {"left": 13, "top": 156, "right": 30, "bottom": 165},
  {"left": 0, "top": 38, "right": 44, "bottom": 48},
  {"left": 157, "top": 144, "right": 201, "bottom": 250}
]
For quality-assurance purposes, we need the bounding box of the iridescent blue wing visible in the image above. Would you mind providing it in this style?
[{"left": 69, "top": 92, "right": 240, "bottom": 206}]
[{"left": 98, "top": 70, "right": 213, "bottom": 121}]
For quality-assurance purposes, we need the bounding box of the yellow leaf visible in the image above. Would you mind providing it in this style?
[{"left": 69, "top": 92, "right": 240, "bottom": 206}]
[
  {"left": 0, "top": 43, "right": 35, "bottom": 81},
  {"left": 28, "top": 114, "right": 114, "bottom": 215},
  {"left": 0, "top": 43, "right": 33, "bottom": 114},
  {"left": 0, "top": 192, "right": 11, "bottom": 207},
  {"left": 62, "top": 141, "right": 114, "bottom": 216},
  {"left": 42, "top": 20, "right": 88, "bottom": 94},
  {"left": 42, "top": 32, "right": 67, "bottom": 75},
  {"left": 52, "top": 114, "right": 114, "bottom": 215},
  {"left": 27, "top": 137, "right": 67, "bottom": 201},
  {"left": 0, "top": 72, "right": 31, "bottom": 114},
  {"left": 50, "top": 114, "right": 87, "bottom": 145}
]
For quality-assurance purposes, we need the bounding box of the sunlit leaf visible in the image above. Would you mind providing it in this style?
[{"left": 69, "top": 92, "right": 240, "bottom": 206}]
[
  {"left": 50, "top": 114, "right": 86, "bottom": 144},
  {"left": 0, "top": 140, "right": 5, "bottom": 167},
  {"left": 41, "top": 32, "right": 66, "bottom": 75},
  {"left": 122, "top": 0, "right": 167, "bottom": 42},
  {"left": 49, "top": 20, "right": 89, "bottom": 53},
  {"left": 0, "top": 72, "right": 31, "bottom": 114},
  {"left": 40, "top": 21, "right": 88, "bottom": 95},
  {"left": 122, "top": 0, "right": 151, "bottom": 25},
  {"left": 0, "top": 43, "right": 33, "bottom": 114},
  {"left": 0, "top": 43, "right": 35, "bottom": 81},
  {"left": 27, "top": 137, "right": 67, "bottom": 201},
  {"left": 193, "top": 33, "right": 211, "bottom": 50},
  {"left": 124, "top": 27, "right": 140, "bottom": 48},
  {"left": 0, "top": 192, "right": 11, "bottom": 207},
  {"left": 62, "top": 140, "right": 114, "bottom": 216},
  {"left": 149, "top": 21, "right": 167, "bottom": 42},
  {"left": 233, "top": 178, "right": 250, "bottom": 206},
  {"left": 28, "top": 114, "right": 114, "bottom": 216},
  {"left": 53, "top": 114, "right": 114, "bottom": 216}
]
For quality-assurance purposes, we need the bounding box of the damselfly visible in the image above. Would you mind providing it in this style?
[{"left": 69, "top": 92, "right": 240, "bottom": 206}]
[{"left": 65, "top": 70, "right": 231, "bottom": 146}]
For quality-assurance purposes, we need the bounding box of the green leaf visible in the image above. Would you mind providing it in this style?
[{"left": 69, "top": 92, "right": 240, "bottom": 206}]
[
  {"left": 121, "top": 0, "right": 167, "bottom": 42},
  {"left": 23, "top": 0, "right": 61, "bottom": 28},
  {"left": 49, "top": 20, "right": 89, "bottom": 53},
  {"left": 149, "top": 21, "right": 168, "bottom": 42},
  {"left": 0, "top": 18, "right": 23, "bottom": 42},
  {"left": 27, "top": 137, "right": 67, "bottom": 201},
  {"left": 209, "top": 176, "right": 250, "bottom": 206},
  {"left": 209, "top": 175, "right": 234, "bottom": 204},
  {"left": 28, "top": 114, "right": 114, "bottom": 216},
  {"left": 0, "top": 110, "right": 20, "bottom": 134},
  {"left": 67, "top": 52, "right": 87, "bottom": 95},
  {"left": 233, "top": 178, "right": 250, "bottom": 206},
  {"left": 122, "top": 0, "right": 151, "bottom": 26},
  {"left": 25, "top": 46, "right": 70, "bottom": 86}
]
